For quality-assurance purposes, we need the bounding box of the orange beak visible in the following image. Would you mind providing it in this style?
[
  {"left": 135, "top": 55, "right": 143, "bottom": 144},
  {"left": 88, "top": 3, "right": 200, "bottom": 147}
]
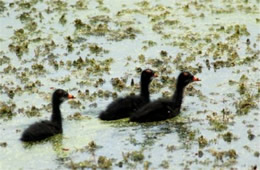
[
  {"left": 153, "top": 73, "right": 158, "bottom": 77},
  {"left": 193, "top": 76, "right": 201, "bottom": 81},
  {"left": 68, "top": 94, "right": 75, "bottom": 99}
]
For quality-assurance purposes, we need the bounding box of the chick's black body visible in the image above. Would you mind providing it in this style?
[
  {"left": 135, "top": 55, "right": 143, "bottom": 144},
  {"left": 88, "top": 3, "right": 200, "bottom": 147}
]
[
  {"left": 130, "top": 72, "right": 200, "bottom": 122},
  {"left": 99, "top": 69, "right": 157, "bottom": 120},
  {"left": 21, "top": 89, "right": 74, "bottom": 142},
  {"left": 130, "top": 99, "right": 179, "bottom": 122},
  {"left": 99, "top": 96, "right": 149, "bottom": 120},
  {"left": 21, "top": 121, "right": 61, "bottom": 142}
]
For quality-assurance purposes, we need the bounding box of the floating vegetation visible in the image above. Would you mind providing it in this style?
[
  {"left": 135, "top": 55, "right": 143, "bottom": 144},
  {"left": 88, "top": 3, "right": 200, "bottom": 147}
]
[
  {"left": 0, "top": 56, "right": 10, "bottom": 65},
  {"left": 142, "top": 40, "right": 157, "bottom": 48},
  {"left": 67, "top": 160, "right": 95, "bottom": 169},
  {"left": 31, "top": 64, "right": 45, "bottom": 72},
  {"left": 74, "top": 0, "right": 88, "bottom": 10},
  {"left": 75, "top": 141, "right": 101, "bottom": 153},
  {"left": 88, "top": 43, "right": 109, "bottom": 55},
  {"left": 68, "top": 100, "right": 82, "bottom": 109},
  {"left": 66, "top": 112, "right": 89, "bottom": 121},
  {"left": 25, "top": 106, "right": 41, "bottom": 117},
  {"left": 97, "top": 156, "right": 113, "bottom": 169},
  {"left": 24, "top": 21, "right": 38, "bottom": 32},
  {"left": 59, "top": 14, "right": 67, "bottom": 25},
  {"left": 18, "top": 12, "right": 32, "bottom": 23},
  {"left": 247, "top": 130, "right": 255, "bottom": 141},
  {"left": 206, "top": 111, "right": 234, "bottom": 132},
  {"left": 0, "top": 1, "right": 6, "bottom": 13},
  {"left": 222, "top": 132, "right": 234, "bottom": 143},
  {"left": 0, "top": 103, "right": 16, "bottom": 119},
  {"left": 111, "top": 77, "right": 126, "bottom": 91},
  {"left": 209, "top": 149, "right": 238, "bottom": 162},
  {"left": 66, "top": 156, "right": 112, "bottom": 169},
  {"left": 24, "top": 80, "right": 42, "bottom": 91},
  {"left": 73, "top": 15, "right": 141, "bottom": 41},
  {"left": 0, "top": 0, "right": 259, "bottom": 169},
  {"left": 198, "top": 135, "right": 208, "bottom": 148},
  {"left": 159, "top": 160, "right": 169, "bottom": 169},
  {"left": 123, "top": 150, "right": 144, "bottom": 162},
  {"left": 235, "top": 94, "right": 257, "bottom": 115},
  {"left": 0, "top": 142, "right": 7, "bottom": 147},
  {"left": 254, "top": 151, "right": 259, "bottom": 157}
]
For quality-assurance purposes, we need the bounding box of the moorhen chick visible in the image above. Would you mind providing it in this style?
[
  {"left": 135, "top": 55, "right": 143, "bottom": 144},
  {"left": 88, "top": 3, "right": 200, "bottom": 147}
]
[
  {"left": 21, "top": 89, "right": 75, "bottom": 142},
  {"left": 99, "top": 69, "right": 157, "bottom": 120},
  {"left": 130, "top": 71, "right": 200, "bottom": 122}
]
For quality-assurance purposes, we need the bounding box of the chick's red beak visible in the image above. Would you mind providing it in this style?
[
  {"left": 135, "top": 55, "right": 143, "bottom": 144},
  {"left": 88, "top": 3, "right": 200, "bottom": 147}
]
[
  {"left": 68, "top": 94, "right": 75, "bottom": 99},
  {"left": 193, "top": 76, "right": 201, "bottom": 81}
]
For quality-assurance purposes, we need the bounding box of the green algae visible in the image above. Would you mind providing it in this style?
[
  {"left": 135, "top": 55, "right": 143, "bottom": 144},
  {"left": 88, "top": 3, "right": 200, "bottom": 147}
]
[{"left": 0, "top": 0, "right": 259, "bottom": 169}]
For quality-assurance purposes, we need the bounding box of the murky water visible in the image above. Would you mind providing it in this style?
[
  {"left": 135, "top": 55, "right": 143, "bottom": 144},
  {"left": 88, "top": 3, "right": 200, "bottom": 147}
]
[{"left": 0, "top": 0, "right": 259, "bottom": 169}]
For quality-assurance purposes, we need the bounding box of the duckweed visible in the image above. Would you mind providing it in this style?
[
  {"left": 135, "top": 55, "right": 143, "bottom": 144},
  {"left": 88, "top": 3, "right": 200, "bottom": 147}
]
[{"left": 0, "top": 0, "right": 259, "bottom": 169}]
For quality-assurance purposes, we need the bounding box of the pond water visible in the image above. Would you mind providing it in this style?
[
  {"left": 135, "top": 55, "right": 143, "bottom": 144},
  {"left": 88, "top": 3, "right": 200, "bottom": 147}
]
[{"left": 0, "top": 0, "right": 259, "bottom": 169}]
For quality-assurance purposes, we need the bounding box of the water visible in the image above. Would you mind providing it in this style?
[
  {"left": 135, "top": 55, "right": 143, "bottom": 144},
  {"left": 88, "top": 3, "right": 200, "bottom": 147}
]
[{"left": 0, "top": 0, "right": 260, "bottom": 169}]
